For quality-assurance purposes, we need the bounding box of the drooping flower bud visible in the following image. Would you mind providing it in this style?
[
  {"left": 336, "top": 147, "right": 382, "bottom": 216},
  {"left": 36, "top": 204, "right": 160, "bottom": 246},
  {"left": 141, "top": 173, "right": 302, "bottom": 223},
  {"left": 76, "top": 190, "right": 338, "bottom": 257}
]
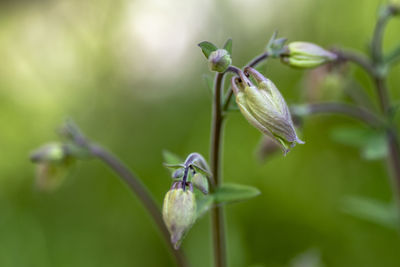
[
  {"left": 232, "top": 67, "right": 304, "bottom": 154},
  {"left": 281, "top": 42, "right": 337, "bottom": 69},
  {"left": 30, "top": 143, "right": 75, "bottom": 191},
  {"left": 208, "top": 49, "right": 232, "bottom": 72},
  {"left": 162, "top": 182, "right": 197, "bottom": 249}
]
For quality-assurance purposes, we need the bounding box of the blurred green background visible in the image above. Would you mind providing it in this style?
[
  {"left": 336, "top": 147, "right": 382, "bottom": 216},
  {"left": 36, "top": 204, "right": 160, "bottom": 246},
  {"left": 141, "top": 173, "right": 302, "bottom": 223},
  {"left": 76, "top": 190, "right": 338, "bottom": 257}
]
[{"left": 1, "top": 0, "right": 400, "bottom": 266}]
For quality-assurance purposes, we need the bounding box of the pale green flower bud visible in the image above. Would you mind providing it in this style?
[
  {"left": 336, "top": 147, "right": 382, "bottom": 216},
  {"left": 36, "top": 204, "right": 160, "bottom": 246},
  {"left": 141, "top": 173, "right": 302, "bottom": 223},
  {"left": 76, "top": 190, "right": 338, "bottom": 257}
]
[
  {"left": 232, "top": 67, "right": 304, "bottom": 154},
  {"left": 30, "top": 143, "right": 65, "bottom": 163},
  {"left": 281, "top": 42, "right": 337, "bottom": 69},
  {"left": 208, "top": 49, "right": 232, "bottom": 72},
  {"left": 162, "top": 182, "right": 197, "bottom": 249},
  {"left": 30, "top": 143, "right": 74, "bottom": 191}
]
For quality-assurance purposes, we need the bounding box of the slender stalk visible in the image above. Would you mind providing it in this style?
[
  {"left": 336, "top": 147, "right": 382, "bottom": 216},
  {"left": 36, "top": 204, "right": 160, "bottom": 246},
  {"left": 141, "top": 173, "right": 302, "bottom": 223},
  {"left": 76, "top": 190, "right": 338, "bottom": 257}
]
[
  {"left": 370, "top": 6, "right": 400, "bottom": 223},
  {"left": 300, "top": 102, "right": 384, "bottom": 127},
  {"left": 89, "top": 144, "right": 189, "bottom": 267},
  {"left": 210, "top": 72, "right": 227, "bottom": 267},
  {"left": 209, "top": 52, "right": 271, "bottom": 267},
  {"left": 247, "top": 52, "right": 269, "bottom": 68},
  {"left": 335, "top": 50, "right": 376, "bottom": 77}
]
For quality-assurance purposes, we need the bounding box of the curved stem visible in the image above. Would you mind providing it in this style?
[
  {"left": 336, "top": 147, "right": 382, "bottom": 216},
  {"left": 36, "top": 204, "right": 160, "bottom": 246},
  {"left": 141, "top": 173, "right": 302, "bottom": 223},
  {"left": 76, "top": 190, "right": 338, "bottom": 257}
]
[
  {"left": 299, "top": 102, "right": 384, "bottom": 127},
  {"left": 247, "top": 52, "right": 269, "bottom": 68},
  {"left": 370, "top": 6, "right": 400, "bottom": 225},
  {"left": 222, "top": 53, "right": 270, "bottom": 113},
  {"left": 89, "top": 144, "right": 189, "bottom": 267},
  {"left": 210, "top": 72, "right": 227, "bottom": 267},
  {"left": 335, "top": 50, "right": 376, "bottom": 77}
]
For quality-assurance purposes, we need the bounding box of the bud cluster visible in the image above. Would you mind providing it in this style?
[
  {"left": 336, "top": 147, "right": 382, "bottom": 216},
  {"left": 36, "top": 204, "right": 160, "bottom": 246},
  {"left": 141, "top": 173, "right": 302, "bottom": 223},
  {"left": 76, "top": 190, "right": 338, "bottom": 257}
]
[{"left": 162, "top": 152, "right": 210, "bottom": 249}]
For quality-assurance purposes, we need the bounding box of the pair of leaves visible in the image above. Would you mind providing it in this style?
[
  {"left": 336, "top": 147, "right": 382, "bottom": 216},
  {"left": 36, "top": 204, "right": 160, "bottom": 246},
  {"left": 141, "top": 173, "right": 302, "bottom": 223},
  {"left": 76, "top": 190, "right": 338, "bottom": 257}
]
[
  {"left": 198, "top": 38, "right": 232, "bottom": 59},
  {"left": 330, "top": 126, "right": 387, "bottom": 160}
]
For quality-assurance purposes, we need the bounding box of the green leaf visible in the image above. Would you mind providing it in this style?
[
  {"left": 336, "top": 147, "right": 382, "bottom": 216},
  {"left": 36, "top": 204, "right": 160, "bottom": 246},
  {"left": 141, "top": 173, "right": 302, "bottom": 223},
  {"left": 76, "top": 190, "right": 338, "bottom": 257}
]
[
  {"left": 223, "top": 38, "right": 232, "bottom": 55},
  {"left": 202, "top": 74, "right": 214, "bottom": 97},
  {"left": 162, "top": 150, "right": 184, "bottom": 175},
  {"left": 330, "top": 126, "right": 387, "bottom": 160},
  {"left": 198, "top": 41, "right": 218, "bottom": 59},
  {"left": 196, "top": 195, "right": 214, "bottom": 218},
  {"left": 162, "top": 150, "right": 183, "bottom": 165},
  {"left": 213, "top": 183, "right": 261, "bottom": 205},
  {"left": 341, "top": 196, "right": 398, "bottom": 229},
  {"left": 385, "top": 43, "right": 400, "bottom": 65}
]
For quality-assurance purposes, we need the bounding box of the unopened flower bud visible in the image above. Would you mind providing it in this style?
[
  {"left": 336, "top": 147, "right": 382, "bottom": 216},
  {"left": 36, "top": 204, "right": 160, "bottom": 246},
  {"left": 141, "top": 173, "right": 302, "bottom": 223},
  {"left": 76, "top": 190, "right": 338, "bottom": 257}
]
[
  {"left": 281, "top": 42, "right": 337, "bottom": 69},
  {"left": 162, "top": 182, "right": 197, "bottom": 249},
  {"left": 30, "top": 143, "right": 65, "bottom": 163},
  {"left": 30, "top": 143, "right": 74, "bottom": 191},
  {"left": 232, "top": 67, "right": 304, "bottom": 154},
  {"left": 208, "top": 49, "right": 232, "bottom": 72}
]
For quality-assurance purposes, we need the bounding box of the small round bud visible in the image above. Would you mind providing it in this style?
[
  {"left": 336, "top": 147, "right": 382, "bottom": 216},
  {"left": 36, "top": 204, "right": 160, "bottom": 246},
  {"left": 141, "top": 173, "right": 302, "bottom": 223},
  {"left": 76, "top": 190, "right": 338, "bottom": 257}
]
[
  {"left": 162, "top": 182, "right": 197, "bottom": 249},
  {"left": 282, "top": 42, "right": 337, "bottom": 69},
  {"left": 208, "top": 49, "right": 232, "bottom": 72}
]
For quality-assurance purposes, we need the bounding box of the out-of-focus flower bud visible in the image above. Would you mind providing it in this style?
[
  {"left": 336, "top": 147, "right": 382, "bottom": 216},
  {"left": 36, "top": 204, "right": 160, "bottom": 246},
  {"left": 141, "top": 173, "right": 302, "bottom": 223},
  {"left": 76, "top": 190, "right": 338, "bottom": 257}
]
[
  {"left": 30, "top": 143, "right": 65, "bottom": 163},
  {"left": 232, "top": 67, "right": 304, "bottom": 154},
  {"left": 30, "top": 143, "right": 74, "bottom": 191},
  {"left": 162, "top": 182, "right": 197, "bottom": 249},
  {"left": 192, "top": 173, "right": 209, "bottom": 194},
  {"left": 208, "top": 49, "right": 232, "bottom": 72},
  {"left": 281, "top": 42, "right": 337, "bottom": 69}
]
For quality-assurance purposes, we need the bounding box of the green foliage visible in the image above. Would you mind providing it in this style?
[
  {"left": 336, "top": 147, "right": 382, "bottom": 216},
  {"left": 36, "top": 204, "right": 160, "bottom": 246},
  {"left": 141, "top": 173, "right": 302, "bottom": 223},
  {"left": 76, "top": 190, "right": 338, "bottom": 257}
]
[
  {"left": 330, "top": 126, "right": 387, "bottom": 160},
  {"left": 341, "top": 196, "right": 398, "bottom": 229},
  {"left": 213, "top": 183, "right": 261, "bottom": 204},
  {"left": 198, "top": 41, "right": 218, "bottom": 59},
  {"left": 223, "top": 38, "right": 233, "bottom": 56}
]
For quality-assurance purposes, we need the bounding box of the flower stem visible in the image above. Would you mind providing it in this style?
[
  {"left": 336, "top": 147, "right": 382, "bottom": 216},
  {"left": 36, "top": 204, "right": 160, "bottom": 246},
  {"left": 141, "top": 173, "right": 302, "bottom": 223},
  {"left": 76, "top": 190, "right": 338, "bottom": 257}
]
[
  {"left": 210, "top": 72, "right": 227, "bottom": 267},
  {"left": 62, "top": 121, "right": 189, "bottom": 267},
  {"left": 89, "top": 144, "right": 189, "bottom": 267},
  {"left": 369, "top": 6, "right": 400, "bottom": 225},
  {"left": 299, "top": 102, "right": 384, "bottom": 127}
]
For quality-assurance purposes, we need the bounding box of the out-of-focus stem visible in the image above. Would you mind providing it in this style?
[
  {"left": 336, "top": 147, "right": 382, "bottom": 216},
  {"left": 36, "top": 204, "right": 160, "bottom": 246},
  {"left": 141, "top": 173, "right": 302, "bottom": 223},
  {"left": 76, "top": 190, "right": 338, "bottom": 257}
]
[
  {"left": 89, "top": 144, "right": 189, "bottom": 267},
  {"left": 299, "top": 102, "right": 384, "bottom": 127}
]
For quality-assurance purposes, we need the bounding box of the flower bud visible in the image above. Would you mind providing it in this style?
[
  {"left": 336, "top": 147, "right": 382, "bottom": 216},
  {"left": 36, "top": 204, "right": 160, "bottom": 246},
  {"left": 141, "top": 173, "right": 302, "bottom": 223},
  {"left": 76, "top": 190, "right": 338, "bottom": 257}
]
[
  {"left": 30, "top": 143, "right": 74, "bottom": 191},
  {"left": 281, "top": 42, "right": 337, "bottom": 69},
  {"left": 232, "top": 67, "right": 304, "bottom": 154},
  {"left": 30, "top": 143, "right": 65, "bottom": 163},
  {"left": 208, "top": 49, "right": 232, "bottom": 72},
  {"left": 162, "top": 182, "right": 197, "bottom": 249}
]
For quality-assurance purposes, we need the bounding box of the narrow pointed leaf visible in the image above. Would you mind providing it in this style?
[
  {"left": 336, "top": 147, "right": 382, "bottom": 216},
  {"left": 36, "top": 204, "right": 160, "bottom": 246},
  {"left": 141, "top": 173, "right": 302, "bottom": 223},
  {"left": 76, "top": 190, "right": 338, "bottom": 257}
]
[
  {"left": 202, "top": 74, "right": 214, "bottom": 97},
  {"left": 163, "top": 150, "right": 183, "bottom": 165},
  {"left": 198, "top": 41, "right": 218, "bottom": 59},
  {"left": 213, "top": 183, "right": 261, "bottom": 204},
  {"left": 223, "top": 38, "right": 232, "bottom": 55}
]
